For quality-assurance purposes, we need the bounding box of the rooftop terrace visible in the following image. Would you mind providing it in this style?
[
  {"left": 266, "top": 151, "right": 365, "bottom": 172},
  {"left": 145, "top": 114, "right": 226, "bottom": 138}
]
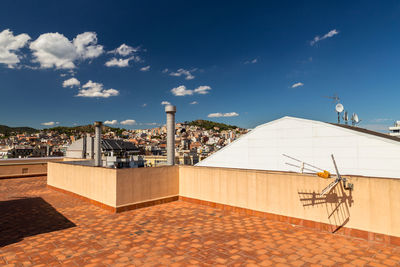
[{"left": 1, "top": 176, "right": 399, "bottom": 266}]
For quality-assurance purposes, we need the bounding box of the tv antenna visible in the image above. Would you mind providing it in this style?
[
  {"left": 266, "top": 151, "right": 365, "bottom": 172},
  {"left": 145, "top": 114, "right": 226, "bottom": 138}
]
[
  {"left": 283, "top": 154, "right": 331, "bottom": 178},
  {"left": 335, "top": 103, "right": 344, "bottom": 124},
  {"left": 324, "top": 94, "right": 340, "bottom": 103},
  {"left": 351, "top": 113, "right": 361, "bottom": 126},
  {"left": 321, "top": 154, "right": 353, "bottom": 196}
]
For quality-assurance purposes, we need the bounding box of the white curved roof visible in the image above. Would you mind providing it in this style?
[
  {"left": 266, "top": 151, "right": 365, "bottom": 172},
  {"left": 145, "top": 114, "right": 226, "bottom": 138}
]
[{"left": 196, "top": 116, "right": 400, "bottom": 179}]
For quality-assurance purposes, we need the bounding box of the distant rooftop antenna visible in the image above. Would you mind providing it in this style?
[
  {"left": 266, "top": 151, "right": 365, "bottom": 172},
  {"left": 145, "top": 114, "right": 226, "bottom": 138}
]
[
  {"left": 351, "top": 113, "right": 361, "bottom": 126},
  {"left": 324, "top": 93, "right": 340, "bottom": 103},
  {"left": 335, "top": 103, "right": 344, "bottom": 124},
  {"left": 342, "top": 110, "right": 349, "bottom": 125}
]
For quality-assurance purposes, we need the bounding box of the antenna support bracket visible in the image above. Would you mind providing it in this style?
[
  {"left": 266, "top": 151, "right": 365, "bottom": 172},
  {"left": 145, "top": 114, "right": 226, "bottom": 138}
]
[{"left": 342, "top": 177, "right": 354, "bottom": 191}]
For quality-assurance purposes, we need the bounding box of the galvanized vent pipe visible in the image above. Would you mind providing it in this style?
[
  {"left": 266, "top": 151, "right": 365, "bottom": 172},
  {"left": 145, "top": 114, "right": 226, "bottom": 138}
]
[
  {"left": 94, "top": 121, "right": 102, "bottom": 167},
  {"left": 165, "top": 105, "right": 176, "bottom": 165}
]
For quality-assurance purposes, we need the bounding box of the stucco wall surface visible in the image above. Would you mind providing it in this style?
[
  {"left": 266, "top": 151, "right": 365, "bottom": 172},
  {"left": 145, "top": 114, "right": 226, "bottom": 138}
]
[
  {"left": 116, "top": 166, "right": 179, "bottom": 207},
  {"left": 179, "top": 166, "right": 400, "bottom": 237}
]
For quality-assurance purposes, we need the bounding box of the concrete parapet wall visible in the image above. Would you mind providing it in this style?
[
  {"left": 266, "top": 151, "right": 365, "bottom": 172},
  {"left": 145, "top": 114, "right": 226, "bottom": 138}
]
[
  {"left": 116, "top": 166, "right": 179, "bottom": 208},
  {"left": 48, "top": 162, "right": 117, "bottom": 207},
  {"left": 47, "top": 163, "right": 179, "bottom": 211},
  {"left": 46, "top": 162, "right": 400, "bottom": 243},
  {"left": 0, "top": 157, "right": 67, "bottom": 177},
  {"left": 178, "top": 166, "right": 400, "bottom": 239}
]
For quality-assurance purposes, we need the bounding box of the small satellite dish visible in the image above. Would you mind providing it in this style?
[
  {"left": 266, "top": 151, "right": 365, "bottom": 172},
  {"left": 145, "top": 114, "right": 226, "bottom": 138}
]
[
  {"left": 353, "top": 113, "right": 359, "bottom": 123},
  {"left": 351, "top": 113, "right": 360, "bottom": 126},
  {"left": 335, "top": 103, "right": 344, "bottom": 113}
]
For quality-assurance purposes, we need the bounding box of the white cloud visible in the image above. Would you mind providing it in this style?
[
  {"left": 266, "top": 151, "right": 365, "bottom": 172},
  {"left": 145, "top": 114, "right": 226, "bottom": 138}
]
[
  {"left": 105, "top": 57, "right": 133, "bottom": 67},
  {"left": 0, "top": 29, "right": 31, "bottom": 68},
  {"left": 162, "top": 68, "right": 169, "bottom": 73},
  {"left": 169, "top": 68, "right": 195, "bottom": 80},
  {"left": 62, "top": 77, "right": 80, "bottom": 88},
  {"left": 291, "top": 82, "right": 304, "bottom": 88},
  {"left": 310, "top": 29, "right": 339, "bottom": 46},
  {"left": 208, "top": 112, "right": 239, "bottom": 118},
  {"left": 370, "top": 118, "right": 392, "bottom": 123},
  {"left": 142, "top": 103, "right": 147, "bottom": 107},
  {"left": 245, "top": 58, "right": 258, "bottom": 64},
  {"left": 120, "top": 119, "right": 136, "bottom": 125},
  {"left": 104, "top": 120, "right": 118, "bottom": 125},
  {"left": 171, "top": 85, "right": 193, "bottom": 96},
  {"left": 171, "top": 85, "right": 211, "bottom": 96},
  {"left": 73, "top": 32, "right": 103, "bottom": 59},
  {"left": 109, "top": 44, "right": 138, "bottom": 56},
  {"left": 190, "top": 101, "right": 198, "bottom": 105},
  {"left": 361, "top": 124, "right": 388, "bottom": 132},
  {"left": 76, "top": 80, "right": 119, "bottom": 98},
  {"left": 29, "top": 32, "right": 103, "bottom": 69},
  {"left": 161, "top": 101, "right": 170, "bottom": 105},
  {"left": 41, "top": 121, "right": 59, "bottom": 126},
  {"left": 140, "top": 65, "right": 150, "bottom": 71},
  {"left": 194, "top": 85, "right": 211, "bottom": 94}
]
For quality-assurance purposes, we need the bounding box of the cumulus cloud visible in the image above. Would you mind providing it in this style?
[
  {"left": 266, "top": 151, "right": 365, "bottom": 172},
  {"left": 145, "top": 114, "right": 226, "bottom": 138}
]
[
  {"left": 62, "top": 77, "right": 80, "bottom": 88},
  {"left": 104, "top": 120, "right": 118, "bottom": 125},
  {"left": 190, "top": 101, "right": 198, "bottom": 105},
  {"left": 171, "top": 85, "right": 193, "bottom": 96},
  {"left": 76, "top": 80, "right": 119, "bottom": 98},
  {"left": 162, "top": 68, "right": 169, "bottom": 73},
  {"left": 142, "top": 103, "right": 147, "bottom": 107},
  {"left": 161, "top": 101, "right": 171, "bottom": 105},
  {"left": 291, "top": 82, "right": 304, "bottom": 88},
  {"left": 105, "top": 57, "right": 132, "bottom": 67},
  {"left": 244, "top": 58, "right": 257, "bottom": 64},
  {"left": 140, "top": 65, "right": 150, "bottom": 71},
  {"left": 41, "top": 121, "right": 59, "bottom": 126},
  {"left": 73, "top": 32, "right": 103, "bottom": 59},
  {"left": 169, "top": 68, "right": 195, "bottom": 80},
  {"left": 0, "top": 29, "right": 31, "bottom": 68},
  {"left": 29, "top": 32, "right": 103, "bottom": 69},
  {"left": 194, "top": 85, "right": 211, "bottom": 94},
  {"left": 171, "top": 85, "right": 211, "bottom": 96},
  {"left": 208, "top": 112, "right": 239, "bottom": 118},
  {"left": 120, "top": 119, "right": 136, "bottom": 125},
  {"left": 310, "top": 29, "right": 339, "bottom": 46},
  {"left": 109, "top": 44, "right": 138, "bottom": 56}
]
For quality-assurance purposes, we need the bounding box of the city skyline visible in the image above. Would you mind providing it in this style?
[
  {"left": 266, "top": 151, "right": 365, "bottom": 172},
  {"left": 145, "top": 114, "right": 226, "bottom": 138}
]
[{"left": 1, "top": 1, "right": 400, "bottom": 132}]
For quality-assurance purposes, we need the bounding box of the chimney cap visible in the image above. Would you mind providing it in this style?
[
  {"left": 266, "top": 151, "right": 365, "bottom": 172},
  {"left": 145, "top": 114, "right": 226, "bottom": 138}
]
[
  {"left": 165, "top": 105, "right": 176, "bottom": 113},
  {"left": 94, "top": 121, "right": 103, "bottom": 126}
]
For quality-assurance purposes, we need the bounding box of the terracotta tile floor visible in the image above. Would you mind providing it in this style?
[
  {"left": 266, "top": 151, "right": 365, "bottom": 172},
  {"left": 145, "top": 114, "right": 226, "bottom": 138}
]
[{"left": 0, "top": 177, "right": 400, "bottom": 266}]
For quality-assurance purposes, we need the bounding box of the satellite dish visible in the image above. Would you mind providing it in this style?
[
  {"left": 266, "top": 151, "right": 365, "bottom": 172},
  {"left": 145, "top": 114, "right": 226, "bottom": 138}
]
[
  {"left": 351, "top": 113, "right": 360, "bottom": 126},
  {"left": 353, "top": 113, "right": 359, "bottom": 123},
  {"left": 335, "top": 103, "right": 344, "bottom": 113}
]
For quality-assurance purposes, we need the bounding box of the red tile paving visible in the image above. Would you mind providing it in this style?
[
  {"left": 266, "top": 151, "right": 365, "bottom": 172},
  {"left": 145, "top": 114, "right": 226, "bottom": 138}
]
[{"left": 0, "top": 176, "right": 400, "bottom": 266}]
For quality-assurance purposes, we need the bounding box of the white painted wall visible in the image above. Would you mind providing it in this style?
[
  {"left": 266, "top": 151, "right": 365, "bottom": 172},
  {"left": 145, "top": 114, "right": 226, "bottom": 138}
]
[{"left": 196, "top": 116, "right": 400, "bottom": 179}]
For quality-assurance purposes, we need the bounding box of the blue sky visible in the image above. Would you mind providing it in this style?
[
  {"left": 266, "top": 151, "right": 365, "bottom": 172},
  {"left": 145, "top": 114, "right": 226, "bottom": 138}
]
[{"left": 1, "top": 0, "right": 400, "bottom": 131}]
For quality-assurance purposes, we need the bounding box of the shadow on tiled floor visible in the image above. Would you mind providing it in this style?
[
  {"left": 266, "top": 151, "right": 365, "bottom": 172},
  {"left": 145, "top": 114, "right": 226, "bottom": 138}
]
[{"left": 0, "top": 197, "right": 76, "bottom": 247}]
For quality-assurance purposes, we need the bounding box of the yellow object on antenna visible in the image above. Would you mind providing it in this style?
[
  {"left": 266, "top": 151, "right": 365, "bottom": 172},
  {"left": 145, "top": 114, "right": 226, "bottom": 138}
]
[{"left": 317, "top": 170, "right": 331, "bottom": 179}]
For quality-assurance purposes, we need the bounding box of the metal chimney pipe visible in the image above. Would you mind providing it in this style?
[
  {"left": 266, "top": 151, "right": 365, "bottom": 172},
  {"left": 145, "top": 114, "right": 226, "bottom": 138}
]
[
  {"left": 165, "top": 105, "right": 176, "bottom": 165},
  {"left": 82, "top": 135, "right": 87, "bottom": 159},
  {"left": 94, "top": 121, "right": 102, "bottom": 167}
]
